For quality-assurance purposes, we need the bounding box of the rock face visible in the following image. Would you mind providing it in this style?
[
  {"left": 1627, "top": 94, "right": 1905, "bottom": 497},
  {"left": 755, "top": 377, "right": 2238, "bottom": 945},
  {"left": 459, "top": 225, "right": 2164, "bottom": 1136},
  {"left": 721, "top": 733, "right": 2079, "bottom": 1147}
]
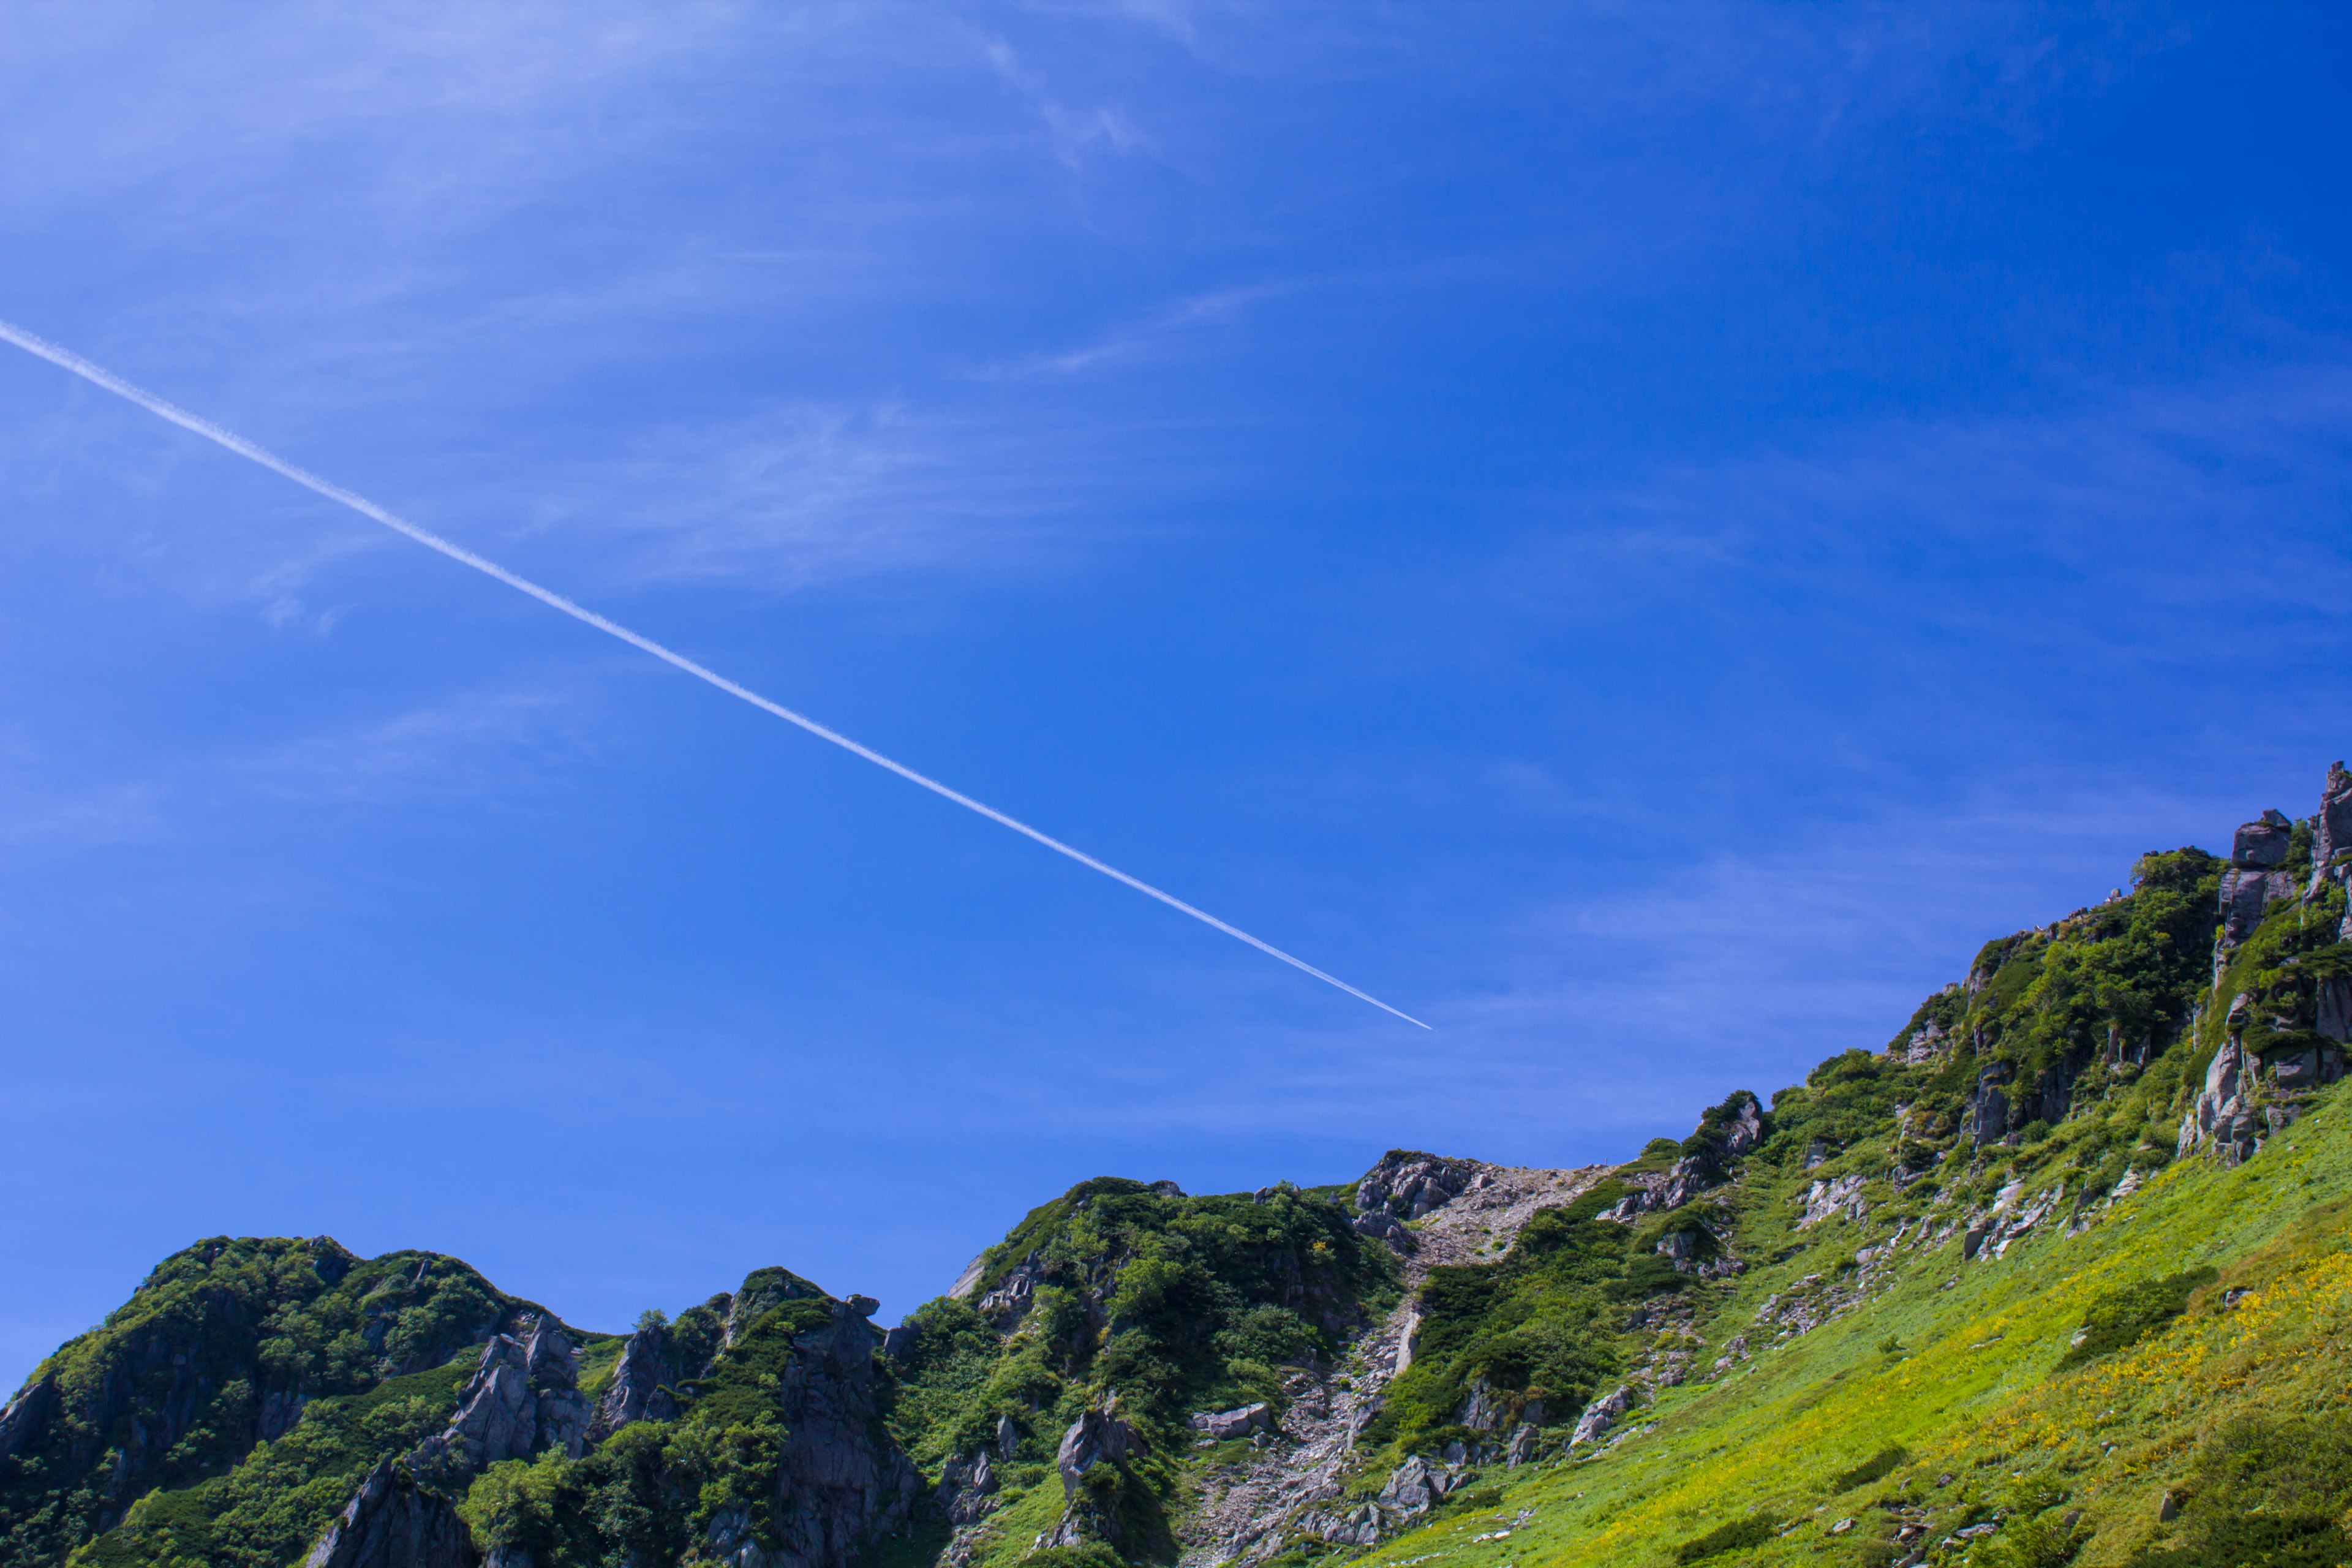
[
  {"left": 2313, "top": 761, "right": 2352, "bottom": 941},
  {"left": 1569, "top": 1385, "right": 1632, "bottom": 1447},
  {"left": 2218, "top": 809, "right": 2302, "bottom": 970},
  {"left": 588, "top": 1322, "right": 677, "bottom": 1440},
  {"left": 301, "top": 1460, "right": 478, "bottom": 1568},
  {"left": 763, "top": 1300, "right": 923, "bottom": 1568},
  {"left": 1355, "top": 1153, "right": 1479, "bottom": 1221},
  {"left": 1056, "top": 1402, "right": 1147, "bottom": 1494}
]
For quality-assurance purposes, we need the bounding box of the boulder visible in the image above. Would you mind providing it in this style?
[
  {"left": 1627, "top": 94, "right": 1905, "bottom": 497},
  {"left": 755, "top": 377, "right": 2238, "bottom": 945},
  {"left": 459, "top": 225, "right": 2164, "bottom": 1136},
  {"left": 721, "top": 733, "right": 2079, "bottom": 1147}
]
[
  {"left": 2234, "top": 812, "right": 2294, "bottom": 868},
  {"left": 1569, "top": 1385, "right": 1631, "bottom": 1447},
  {"left": 1457, "top": 1381, "right": 1503, "bottom": 1431},
  {"left": 1188, "top": 1402, "right": 1273, "bottom": 1441},
  {"left": 1056, "top": 1403, "right": 1145, "bottom": 1494},
  {"left": 1378, "top": 1455, "right": 1441, "bottom": 1513}
]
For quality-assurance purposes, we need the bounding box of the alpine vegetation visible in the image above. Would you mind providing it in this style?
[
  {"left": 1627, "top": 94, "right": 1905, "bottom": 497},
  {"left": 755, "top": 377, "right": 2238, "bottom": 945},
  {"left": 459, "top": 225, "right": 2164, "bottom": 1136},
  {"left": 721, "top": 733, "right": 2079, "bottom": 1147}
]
[{"left": 9, "top": 761, "right": 2352, "bottom": 1568}]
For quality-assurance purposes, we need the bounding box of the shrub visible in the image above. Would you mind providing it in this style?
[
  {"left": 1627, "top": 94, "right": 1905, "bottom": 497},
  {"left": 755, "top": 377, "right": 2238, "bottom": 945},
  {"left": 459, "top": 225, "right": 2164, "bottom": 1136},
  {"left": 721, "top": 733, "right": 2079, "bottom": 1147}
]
[
  {"left": 1834, "top": 1447, "right": 1909, "bottom": 1492},
  {"left": 1675, "top": 1515, "right": 1778, "bottom": 1562},
  {"left": 2056, "top": 1267, "right": 2216, "bottom": 1370}
]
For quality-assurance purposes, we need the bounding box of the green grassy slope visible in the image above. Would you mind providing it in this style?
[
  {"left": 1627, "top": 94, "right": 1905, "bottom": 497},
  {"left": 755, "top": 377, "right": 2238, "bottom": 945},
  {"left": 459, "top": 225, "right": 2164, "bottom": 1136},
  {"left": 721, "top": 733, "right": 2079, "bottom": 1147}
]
[{"left": 1313, "top": 846, "right": 2352, "bottom": 1568}]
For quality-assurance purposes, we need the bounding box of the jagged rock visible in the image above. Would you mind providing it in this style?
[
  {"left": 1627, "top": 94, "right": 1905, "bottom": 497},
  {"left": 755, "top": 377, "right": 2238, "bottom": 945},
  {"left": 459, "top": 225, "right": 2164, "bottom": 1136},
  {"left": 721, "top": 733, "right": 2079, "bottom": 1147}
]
[
  {"left": 301, "top": 1459, "right": 478, "bottom": 1568},
  {"left": 1659, "top": 1094, "right": 1765, "bottom": 1207},
  {"left": 1506, "top": 1423, "right": 1538, "bottom": 1468},
  {"left": 445, "top": 1336, "right": 537, "bottom": 1468},
  {"left": 881, "top": 1323, "right": 919, "bottom": 1360},
  {"left": 1569, "top": 1385, "right": 1631, "bottom": 1447},
  {"left": 1657, "top": 1229, "right": 1705, "bottom": 1264},
  {"left": 2180, "top": 1027, "right": 2262, "bottom": 1165},
  {"left": 1377, "top": 1454, "right": 1458, "bottom": 1513},
  {"left": 1303, "top": 1501, "right": 1389, "bottom": 1545},
  {"left": 522, "top": 1325, "right": 587, "bottom": 1461},
  {"left": 589, "top": 1324, "right": 676, "bottom": 1440},
  {"left": 0, "top": 1373, "right": 56, "bottom": 1460},
  {"left": 2235, "top": 812, "right": 2295, "bottom": 868},
  {"left": 975, "top": 1254, "right": 1046, "bottom": 1325},
  {"left": 1351, "top": 1210, "right": 1414, "bottom": 1251},
  {"left": 937, "top": 1450, "right": 1001, "bottom": 1525},
  {"left": 1962, "top": 1064, "right": 2011, "bottom": 1144},
  {"left": 2308, "top": 764, "right": 2352, "bottom": 927},
  {"left": 1056, "top": 1401, "right": 1146, "bottom": 1494},
  {"left": 1798, "top": 1174, "right": 1868, "bottom": 1228},
  {"left": 946, "top": 1253, "right": 989, "bottom": 1301},
  {"left": 1356, "top": 1152, "right": 1479, "bottom": 1221},
  {"left": 1709, "top": 1334, "right": 1748, "bottom": 1374},
  {"left": 761, "top": 1300, "right": 921, "bottom": 1568},
  {"left": 1457, "top": 1380, "right": 1504, "bottom": 1431},
  {"left": 995, "top": 1412, "right": 1020, "bottom": 1458},
  {"left": 1189, "top": 1402, "right": 1273, "bottom": 1441}
]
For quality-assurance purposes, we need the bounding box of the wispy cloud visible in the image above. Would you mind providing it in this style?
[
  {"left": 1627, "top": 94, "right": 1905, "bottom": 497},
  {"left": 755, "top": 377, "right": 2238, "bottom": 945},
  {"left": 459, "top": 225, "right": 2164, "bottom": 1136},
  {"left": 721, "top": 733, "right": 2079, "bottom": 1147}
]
[{"left": 0, "top": 685, "right": 592, "bottom": 851}]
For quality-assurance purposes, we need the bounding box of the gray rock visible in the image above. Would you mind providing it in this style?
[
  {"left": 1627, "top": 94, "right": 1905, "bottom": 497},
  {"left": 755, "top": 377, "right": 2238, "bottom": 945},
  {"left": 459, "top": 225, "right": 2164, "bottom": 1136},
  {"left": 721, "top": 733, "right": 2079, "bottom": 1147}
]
[
  {"left": 996, "top": 1412, "right": 1020, "bottom": 1459},
  {"left": 445, "top": 1337, "right": 537, "bottom": 1468},
  {"left": 1351, "top": 1210, "right": 1414, "bottom": 1251},
  {"left": 1457, "top": 1380, "right": 1503, "bottom": 1431},
  {"left": 946, "top": 1253, "right": 989, "bottom": 1302},
  {"left": 937, "top": 1450, "right": 1000, "bottom": 1525},
  {"left": 1056, "top": 1402, "right": 1145, "bottom": 1494},
  {"left": 975, "top": 1254, "right": 1046, "bottom": 1327},
  {"left": 1962, "top": 1064, "right": 2011, "bottom": 1144},
  {"left": 880, "top": 1323, "right": 919, "bottom": 1361},
  {"left": 1150, "top": 1180, "right": 1186, "bottom": 1198},
  {"left": 301, "top": 1459, "right": 478, "bottom": 1568},
  {"left": 590, "top": 1324, "right": 678, "bottom": 1440},
  {"left": 0, "top": 1374, "right": 57, "bottom": 1461},
  {"left": 1505, "top": 1424, "right": 1538, "bottom": 1468},
  {"left": 1569, "top": 1385, "right": 1631, "bottom": 1447},
  {"left": 2234, "top": 813, "right": 2294, "bottom": 868},
  {"left": 1355, "top": 1152, "right": 1480, "bottom": 1219},
  {"left": 1188, "top": 1402, "right": 1273, "bottom": 1441},
  {"left": 1378, "top": 1455, "right": 1440, "bottom": 1513},
  {"left": 2219, "top": 866, "right": 2299, "bottom": 946}
]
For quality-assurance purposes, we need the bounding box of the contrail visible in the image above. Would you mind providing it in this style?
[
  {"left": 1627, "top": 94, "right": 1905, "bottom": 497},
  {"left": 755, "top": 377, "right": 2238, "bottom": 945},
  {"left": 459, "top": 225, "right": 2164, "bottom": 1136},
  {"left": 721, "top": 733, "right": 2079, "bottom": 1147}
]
[{"left": 0, "top": 317, "right": 1430, "bottom": 1028}]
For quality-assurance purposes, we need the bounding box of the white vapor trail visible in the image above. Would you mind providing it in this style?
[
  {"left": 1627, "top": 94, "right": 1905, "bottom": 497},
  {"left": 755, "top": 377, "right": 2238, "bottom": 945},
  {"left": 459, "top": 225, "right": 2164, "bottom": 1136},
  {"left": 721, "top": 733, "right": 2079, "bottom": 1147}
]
[{"left": 0, "top": 318, "right": 1430, "bottom": 1029}]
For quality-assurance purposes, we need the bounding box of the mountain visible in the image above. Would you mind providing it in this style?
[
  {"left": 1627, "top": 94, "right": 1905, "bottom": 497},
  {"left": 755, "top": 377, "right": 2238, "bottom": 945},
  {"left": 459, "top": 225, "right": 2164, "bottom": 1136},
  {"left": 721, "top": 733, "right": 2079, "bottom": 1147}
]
[{"left": 7, "top": 761, "right": 2352, "bottom": 1568}]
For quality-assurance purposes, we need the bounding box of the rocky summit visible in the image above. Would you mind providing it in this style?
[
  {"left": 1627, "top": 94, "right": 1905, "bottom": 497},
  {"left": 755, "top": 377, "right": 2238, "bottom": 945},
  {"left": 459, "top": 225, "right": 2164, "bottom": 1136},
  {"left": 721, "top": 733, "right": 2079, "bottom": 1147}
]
[{"left": 13, "top": 764, "right": 2352, "bottom": 1568}]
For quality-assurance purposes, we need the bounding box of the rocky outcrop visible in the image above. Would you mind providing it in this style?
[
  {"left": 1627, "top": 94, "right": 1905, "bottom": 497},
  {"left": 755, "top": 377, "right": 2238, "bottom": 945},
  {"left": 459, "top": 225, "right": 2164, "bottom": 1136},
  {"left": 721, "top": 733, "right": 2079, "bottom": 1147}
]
[
  {"left": 1190, "top": 1403, "right": 1273, "bottom": 1441},
  {"left": 0, "top": 1374, "right": 57, "bottom": 1461},
  {"left": 588, "top": 1323, "right": 677, "bottom": 1440},
  {"left": 2217, "top": 810, "right": 2301, "bottom": 971},
  {"left": 1569, "top": 1385, "right": 1632, "bottom": 1447},
  {"left": 936, "top": 1449, "right": 1000, "bottom": 1525},
  {"left": 1355, "top": 1153, "right": 1479, "bottom": 1221},
  {"left": 764, "top": 1298, "right": 922, "bottom": 1568},
  {"left": 1056, "top": 1401, "right": 1147, "bottom": 1493},
  {"left": 2180, "top": 1032, "right": 2261, "bottom": 1166},
  {"left": 301, "top": 1460, "right": 478, "bottom": 1568},
  {"left": 974, "top": 1253, "right": 1046, "bottom": 1327}
]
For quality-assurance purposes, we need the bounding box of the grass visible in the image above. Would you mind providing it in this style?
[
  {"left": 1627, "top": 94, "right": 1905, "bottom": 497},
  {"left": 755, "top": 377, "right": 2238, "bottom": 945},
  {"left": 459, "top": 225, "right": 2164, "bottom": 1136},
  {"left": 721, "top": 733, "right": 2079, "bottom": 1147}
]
[{"left": 1332, "top": 1077, "right": 2352, "bottom": 1568}]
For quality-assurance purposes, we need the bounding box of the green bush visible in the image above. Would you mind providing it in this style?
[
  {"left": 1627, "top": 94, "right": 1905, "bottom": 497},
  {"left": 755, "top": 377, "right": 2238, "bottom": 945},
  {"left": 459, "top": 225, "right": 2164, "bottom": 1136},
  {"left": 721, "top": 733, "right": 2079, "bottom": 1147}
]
[
  {"left": 1675, "top": 1515, "right": 1777, "bottom": 1562},
  {"left": 2055, "top": 1267, "right": 2216, "bottom": 1370},
  {"left": 1833, "top": 1446, "right": 1908, "bottom": 1492}
]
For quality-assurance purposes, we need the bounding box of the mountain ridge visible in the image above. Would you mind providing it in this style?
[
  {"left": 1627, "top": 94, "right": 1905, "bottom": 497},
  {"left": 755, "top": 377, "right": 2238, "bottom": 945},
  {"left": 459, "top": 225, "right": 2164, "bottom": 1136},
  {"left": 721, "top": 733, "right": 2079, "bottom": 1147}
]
[{"left": 8, "top": 761, "right": 2352, "bottom": 1568}]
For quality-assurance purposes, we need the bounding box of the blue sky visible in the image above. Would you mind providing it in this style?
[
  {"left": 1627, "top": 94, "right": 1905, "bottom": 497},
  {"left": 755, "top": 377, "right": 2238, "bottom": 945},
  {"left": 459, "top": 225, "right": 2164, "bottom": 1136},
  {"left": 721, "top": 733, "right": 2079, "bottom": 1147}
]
[{"left": 4, "top": 2, "right": 2350, "bottom": 1381}]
